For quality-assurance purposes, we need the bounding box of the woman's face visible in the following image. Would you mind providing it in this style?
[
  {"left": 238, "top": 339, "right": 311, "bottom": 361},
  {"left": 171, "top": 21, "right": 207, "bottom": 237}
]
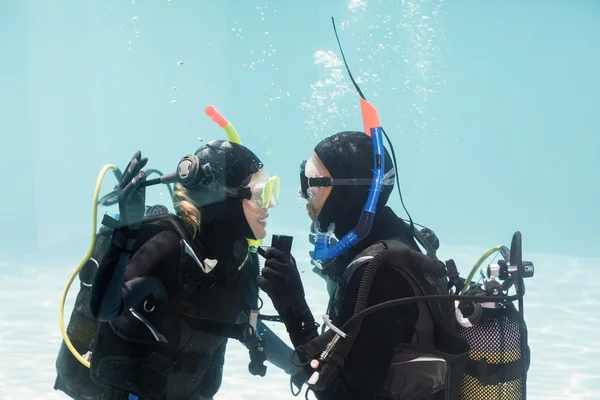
[{"left": 243, "top": 169, "right": 278, "bottom": 239}]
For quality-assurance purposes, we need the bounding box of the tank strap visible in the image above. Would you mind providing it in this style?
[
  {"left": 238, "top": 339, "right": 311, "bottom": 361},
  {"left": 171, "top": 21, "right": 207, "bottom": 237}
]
[{"left": 465, "top": 358, "right": 525, "bottom": 385}]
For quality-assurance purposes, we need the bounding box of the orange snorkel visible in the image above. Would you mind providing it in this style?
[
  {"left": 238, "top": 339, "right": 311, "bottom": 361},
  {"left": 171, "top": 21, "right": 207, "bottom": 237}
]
[{"left": 360, "top": 98, "right": 381, "bottom": 138}]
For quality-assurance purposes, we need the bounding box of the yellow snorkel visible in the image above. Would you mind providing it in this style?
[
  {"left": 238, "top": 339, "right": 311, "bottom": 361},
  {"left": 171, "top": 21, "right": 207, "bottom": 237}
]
[
  {"left": 205, "top": 105, "right": 242, "bottom": 145},
  {"left": 204, "top": 105, "right": 263, "bottom": 248}
]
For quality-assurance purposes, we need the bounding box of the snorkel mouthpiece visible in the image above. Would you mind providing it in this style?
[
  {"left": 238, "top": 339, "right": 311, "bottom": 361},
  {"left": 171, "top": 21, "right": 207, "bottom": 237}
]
[{"left": 313, "top": 123, "right": 385, "bottom": 261}]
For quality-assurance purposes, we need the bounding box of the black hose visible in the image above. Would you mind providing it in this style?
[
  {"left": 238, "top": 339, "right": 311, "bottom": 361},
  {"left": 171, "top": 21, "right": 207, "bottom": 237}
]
[
  {"left": 245, "top": 250, "right": 268, "bottom": 376},
  {"left": 340, "top": 292, "right": 523, "bottom": 334},
  {"left": 98, "top": 168, "right": 174, "bottom": 208},
  {"left": 144, "top": 169, "right": 174, "bottom": 201},
  {"left": 331, "top": 248, "right": 388, "bottom": 362}
]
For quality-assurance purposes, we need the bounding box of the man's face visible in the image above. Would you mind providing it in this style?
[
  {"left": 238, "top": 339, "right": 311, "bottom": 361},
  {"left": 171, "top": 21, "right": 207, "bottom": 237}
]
[{"left": 300, "top": 153, "right": 332, "bottom": 222}]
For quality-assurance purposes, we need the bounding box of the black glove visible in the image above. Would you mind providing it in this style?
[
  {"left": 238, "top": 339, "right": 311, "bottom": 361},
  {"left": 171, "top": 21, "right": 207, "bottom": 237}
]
[
  {"left": 257, "top": 248, "right": 318, "bottom": 346},
  {"left": 257, "top": 248, "right": 305, "bottom": 313},
  {"left": 118, "top": 151, "right": 148, "bottom": 229},
  {"left": 420, "top": 227, "right": 440, "bottom": 250}
]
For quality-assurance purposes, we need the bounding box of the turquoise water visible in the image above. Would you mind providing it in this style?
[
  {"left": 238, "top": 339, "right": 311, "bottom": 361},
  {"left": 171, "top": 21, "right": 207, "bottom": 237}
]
[{"left": 1, "top": 0, "right": 599, "bottom": 399}]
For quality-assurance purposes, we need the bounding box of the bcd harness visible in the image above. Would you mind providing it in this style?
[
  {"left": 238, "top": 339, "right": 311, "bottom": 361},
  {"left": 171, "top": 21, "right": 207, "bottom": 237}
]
[
  {"left": 296, "top": 237, "right": 530, "bottom": 400},
  {"left": 297, "top": 239, "right": 470, "bottom": 400},
  {"left": 88, "top": 213, "right": 265, "bottom": 399}
]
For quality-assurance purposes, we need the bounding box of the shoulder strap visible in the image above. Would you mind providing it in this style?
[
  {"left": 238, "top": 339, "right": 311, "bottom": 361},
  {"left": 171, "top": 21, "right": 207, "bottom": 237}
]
[
  {"left": 376, "top": 239, "right": 458, "bottom": 349},
  {"left": 146, "top": 214, "right": 203, "bottom": 255},
  {"left": 381, "top": 240, "right": 450, "bottom": 314},
  {"left": 379, "top": 240, "right": 436, "bottom": 349}
]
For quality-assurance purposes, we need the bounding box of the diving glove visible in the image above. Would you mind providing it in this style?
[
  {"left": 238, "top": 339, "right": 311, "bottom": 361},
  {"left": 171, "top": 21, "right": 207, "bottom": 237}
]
[
  {"left": 257, "top": 247, "right": 305, "bottom": 312},
  {"left": 257, "top": 248, "right": 318, "bottom": 347},
  {"left": 117, "top": 151, "right": 148, "bottom": 230}
]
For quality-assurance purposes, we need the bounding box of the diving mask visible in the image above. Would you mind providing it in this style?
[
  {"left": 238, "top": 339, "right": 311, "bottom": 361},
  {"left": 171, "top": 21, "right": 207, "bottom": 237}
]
[
  {"left": 298, "top": 159, "right": 395, "bottom": 200},
  {"left": 248, "top": 175, "right": 280, "bottom": 209}
]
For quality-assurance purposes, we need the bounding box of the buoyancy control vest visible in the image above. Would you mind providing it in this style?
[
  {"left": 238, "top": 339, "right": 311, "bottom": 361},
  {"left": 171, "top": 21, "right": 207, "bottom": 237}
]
[
  {"left": 299, "top": 239, "right": 471, "bottom": 400},
  {"left": 88, "top": 213, "right": 256, "bottom": 400},
  {"left": 301, "top": 234, "right": 532, "bottom": 400},
  {"left": 55, "top": 211, "right": 195, "bottom": 400}
]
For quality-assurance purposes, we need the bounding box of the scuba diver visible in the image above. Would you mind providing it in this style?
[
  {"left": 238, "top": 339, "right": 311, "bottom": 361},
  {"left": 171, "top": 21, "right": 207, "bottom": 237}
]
[
  {"left": 257, "top": 17, "right": 532, "bottom": 400},
  {"left": 54, "top": 106, "right": 307, "bottom": 400},
  {"left": 259, "top": 130, "right": 471, "bottom": 400},
  {"left": 87, "top": 140, "right": 282, "bottom": 400}
]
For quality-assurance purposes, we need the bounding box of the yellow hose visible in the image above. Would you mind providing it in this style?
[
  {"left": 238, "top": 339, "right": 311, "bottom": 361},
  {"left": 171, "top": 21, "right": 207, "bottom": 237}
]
[
  {"left": 58, "top": 164, "right": 118, "bottom": 368},
  {"left": 459, "top": 245, "right": 504, "bottom": 295}
]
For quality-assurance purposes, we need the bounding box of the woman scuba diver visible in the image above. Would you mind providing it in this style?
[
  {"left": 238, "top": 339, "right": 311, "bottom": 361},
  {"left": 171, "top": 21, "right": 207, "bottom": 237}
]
[{"left": 88, "top": 141, "right": 279, "bottom": 400}]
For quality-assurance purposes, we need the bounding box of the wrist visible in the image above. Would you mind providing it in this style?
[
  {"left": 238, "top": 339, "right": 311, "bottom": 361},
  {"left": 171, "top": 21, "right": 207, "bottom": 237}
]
[
  {"left": 287, "top": 318, "right": 319, "bottom": 348},
  {"left": 280, "top": 300, "right": 316, "bottom": 332}
]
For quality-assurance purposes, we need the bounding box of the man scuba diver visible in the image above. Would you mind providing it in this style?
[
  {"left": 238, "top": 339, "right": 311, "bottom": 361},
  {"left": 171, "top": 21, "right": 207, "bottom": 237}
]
[
  {"left": 257, "top": 17, "right": 532, "bottom": 400},
  {"left": 259, "top": 128, "right": 472, "bottom": 399}
]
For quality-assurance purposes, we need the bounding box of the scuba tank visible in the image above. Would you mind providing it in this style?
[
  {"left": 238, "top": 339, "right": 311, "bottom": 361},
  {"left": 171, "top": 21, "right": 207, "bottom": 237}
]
[
  {"left": 453, "top": 233, "right": 533, "bottom": 400},
  {"left": 54, "top": 223, "right": 113, "bottom": 399}
]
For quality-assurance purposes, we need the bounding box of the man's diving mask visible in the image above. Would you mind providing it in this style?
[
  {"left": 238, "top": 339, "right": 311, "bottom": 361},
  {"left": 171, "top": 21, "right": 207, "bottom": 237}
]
[{"left": 298, "top": 159, "right": 395, "bottom": 200}]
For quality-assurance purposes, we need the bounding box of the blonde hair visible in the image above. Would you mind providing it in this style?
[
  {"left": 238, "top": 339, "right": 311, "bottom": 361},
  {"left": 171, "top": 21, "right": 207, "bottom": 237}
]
[{"left": 172, "top": 183, "right": 202, "bottom": 238}]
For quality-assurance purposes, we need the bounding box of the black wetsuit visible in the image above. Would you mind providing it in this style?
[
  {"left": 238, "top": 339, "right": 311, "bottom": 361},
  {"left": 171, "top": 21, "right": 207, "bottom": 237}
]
[
  {"left": 294, "top": 206, "right": 425, "bottom": 400},
  {"left": 89, "top": 218, "right": 250, "bottom": 400}
]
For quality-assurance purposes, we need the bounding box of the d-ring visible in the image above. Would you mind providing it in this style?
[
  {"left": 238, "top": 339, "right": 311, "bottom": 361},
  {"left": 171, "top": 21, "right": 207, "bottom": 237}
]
[{"left": 143, "top": 300, "right": 155, "bottom": 312}]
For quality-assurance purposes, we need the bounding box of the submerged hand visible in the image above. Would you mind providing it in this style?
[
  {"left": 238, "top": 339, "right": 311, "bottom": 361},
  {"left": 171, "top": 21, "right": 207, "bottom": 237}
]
[
  {"left": 118, "top": 151, "right": 148, "bottom": 228},
  {"left": 258, "top": 248, "right": 318, "bottom": 347},
  {"left": 257, "top": 248, "right": 305, "bottom": 313}
]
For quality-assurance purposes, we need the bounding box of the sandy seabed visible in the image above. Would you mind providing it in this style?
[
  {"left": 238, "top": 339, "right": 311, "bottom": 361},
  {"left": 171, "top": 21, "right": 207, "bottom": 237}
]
[{"left": 1, "top": 246, "right": 599, "bottom": 399}]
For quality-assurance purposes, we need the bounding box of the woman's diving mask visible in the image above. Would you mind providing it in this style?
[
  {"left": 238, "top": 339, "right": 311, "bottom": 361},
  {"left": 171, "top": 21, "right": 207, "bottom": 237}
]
[{"left": 248, "top": 174, "right": 280, "bottom": 209}]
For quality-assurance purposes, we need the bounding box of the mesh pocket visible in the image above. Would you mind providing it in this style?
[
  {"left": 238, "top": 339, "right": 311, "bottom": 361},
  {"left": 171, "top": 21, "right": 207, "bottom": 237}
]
[
  {"left": 67, "top": 231, "right": 112, "bottom": 352},
  {"left": 457, "top": 306, "right": 524, "bottom": 400}
]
